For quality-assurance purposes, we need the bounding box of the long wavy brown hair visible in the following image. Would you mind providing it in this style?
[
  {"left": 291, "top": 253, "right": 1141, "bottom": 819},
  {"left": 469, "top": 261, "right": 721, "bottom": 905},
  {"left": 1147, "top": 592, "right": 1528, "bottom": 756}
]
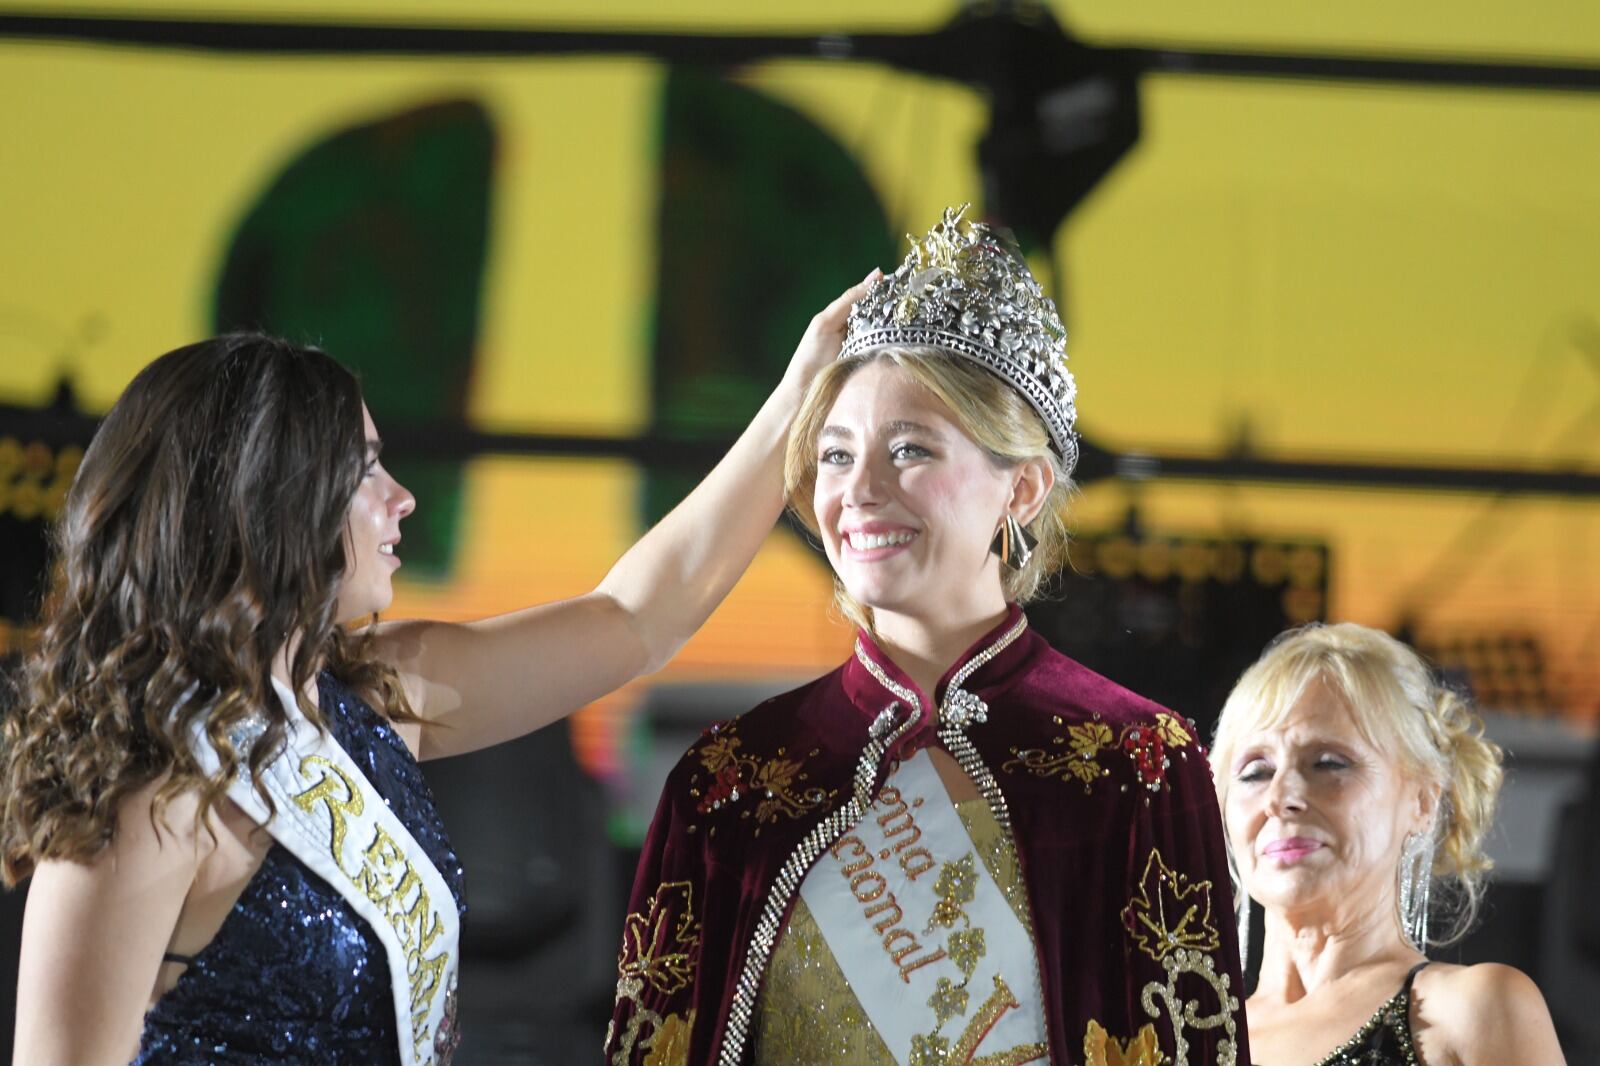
[{"left": 0, "top": 334, "right": 414, "bottom": 885}]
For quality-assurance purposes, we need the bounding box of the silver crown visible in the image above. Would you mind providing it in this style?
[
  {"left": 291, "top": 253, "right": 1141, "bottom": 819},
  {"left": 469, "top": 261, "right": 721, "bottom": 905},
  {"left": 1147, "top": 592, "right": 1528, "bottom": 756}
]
[{"left": 842, "top": 205, "right": 1078, "bottom": 471}]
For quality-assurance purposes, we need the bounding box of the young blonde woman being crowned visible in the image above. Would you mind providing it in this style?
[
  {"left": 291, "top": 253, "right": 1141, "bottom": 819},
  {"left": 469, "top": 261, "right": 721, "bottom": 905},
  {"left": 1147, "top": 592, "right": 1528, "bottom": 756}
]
[{"left": 606, "top": 208, "right": 1249, "bottom": 1066}]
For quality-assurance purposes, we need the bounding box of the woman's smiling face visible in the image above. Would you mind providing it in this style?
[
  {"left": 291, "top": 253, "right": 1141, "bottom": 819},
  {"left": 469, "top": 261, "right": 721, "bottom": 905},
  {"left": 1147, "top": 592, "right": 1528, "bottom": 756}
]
[
  {"left": 1225, "top": 676, "right": 1433, "bottom": 924},
  {"left": 812, "top": 360, "right": 1017, "bottom": 627}
]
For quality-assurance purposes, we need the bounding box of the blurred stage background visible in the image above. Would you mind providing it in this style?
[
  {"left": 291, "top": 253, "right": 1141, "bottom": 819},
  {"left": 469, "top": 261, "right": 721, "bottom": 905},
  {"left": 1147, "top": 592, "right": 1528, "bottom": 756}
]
[{"left": 1, "top": 0, "right": 1598, "bottom": 1060}]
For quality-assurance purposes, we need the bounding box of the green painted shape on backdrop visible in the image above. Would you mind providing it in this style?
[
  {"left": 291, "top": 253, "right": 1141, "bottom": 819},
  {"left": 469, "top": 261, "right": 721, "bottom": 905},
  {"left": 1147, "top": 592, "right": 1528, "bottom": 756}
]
[
  {"left": 214, "top": 99, "right": 495, "bottom": 578},
  {"left": 645, "top": 68, "right": 895, "bottom": 526}
]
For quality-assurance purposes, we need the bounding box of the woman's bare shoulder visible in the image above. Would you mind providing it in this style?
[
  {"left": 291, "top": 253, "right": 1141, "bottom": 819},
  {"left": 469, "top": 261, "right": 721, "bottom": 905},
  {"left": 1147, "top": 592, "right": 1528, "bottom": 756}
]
[
  {"left": 1418, "top": 959, "right": 1544, "bottom": 1010},
  {"left": 1415, "top": 961, "right": 1566, "bottom": 1064}
]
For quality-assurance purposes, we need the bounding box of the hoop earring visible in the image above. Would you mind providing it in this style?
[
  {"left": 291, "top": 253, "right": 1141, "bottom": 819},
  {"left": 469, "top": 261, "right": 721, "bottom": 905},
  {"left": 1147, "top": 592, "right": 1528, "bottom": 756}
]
[
  {"left": 1236, "top": 891, "right": 1251, "bottom": 975},
  {"left": 1397, "top": 829, "right": 1435, "bottom": 952},
  {"left": 990, "top": 513, "right": 1037, "bottom": 572}
]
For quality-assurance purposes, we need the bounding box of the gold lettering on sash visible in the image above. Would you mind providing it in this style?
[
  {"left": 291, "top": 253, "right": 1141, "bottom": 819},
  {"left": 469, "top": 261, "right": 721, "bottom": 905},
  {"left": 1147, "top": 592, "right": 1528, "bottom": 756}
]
[
  {"left": 883, "top": 928, "right": 948, "bottom": 983},
  {"left": 412, "top": 1003, "right": 433, "bottom": 1053},
  {"left": 410, "top": 952, "right": 448, "bottom": 1010},
  {"left": 833, "top": 835, "right": 868, "bottom": 860},
  {"left": 851, "top": 871, "right": 888, "bottom": 902},
  {"left": 835, "top": 834, "right": 874, "bottom": 876},
  {"left": 883, "top": 927, "right": 919, "bottom": 958},
  {"left": 951, "top": 974, "right": 1045, "bottom": 1063},
  {"left": 293, "top": 756, "right": 365, "bottom": 868},
  {"left": 828, "top": 777, "right": 962, "bottom": 985},
  {"left": 865, "top": 896, "right": 904, "bottom": 934},
  {"left": 405, "top": 890, "right": 447, "bottom": 960},
  {"left": 896, "top": 943, "right": 949, "bottom": 983},
  {"left": 876, "top": 787, "right": 924, "bottom": 855},
  {"left": 291, "top": 756, "right": 453, "bottom": 1060},
  {"left": 901, "top": 847, "right": 936, "bottom": 880},
  {"left": 822, "top": 757, "right": 1046, "bottom": 1063}
]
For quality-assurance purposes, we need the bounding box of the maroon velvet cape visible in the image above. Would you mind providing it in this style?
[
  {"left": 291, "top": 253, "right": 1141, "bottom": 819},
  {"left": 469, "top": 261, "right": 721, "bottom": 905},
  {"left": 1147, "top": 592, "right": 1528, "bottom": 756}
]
[{"left": 605, "top": 607, "right": 1249, "bottom": 1066}]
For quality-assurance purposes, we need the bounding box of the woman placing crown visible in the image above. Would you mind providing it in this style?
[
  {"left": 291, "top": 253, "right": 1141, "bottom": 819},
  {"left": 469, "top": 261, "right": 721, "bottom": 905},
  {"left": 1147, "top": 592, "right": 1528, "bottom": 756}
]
[
  {"left": 0, "top": 277, "right": 871, "bottom": 1065},
  {"left": 606, "top": 208, "right": 1249, "bottom": 1066}
]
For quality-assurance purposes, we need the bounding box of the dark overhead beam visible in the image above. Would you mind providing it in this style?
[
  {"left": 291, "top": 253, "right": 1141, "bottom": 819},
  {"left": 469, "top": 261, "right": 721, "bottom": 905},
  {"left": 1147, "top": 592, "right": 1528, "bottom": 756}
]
[
  {"left": 0, "top": 11, "right": 867, "bottom": 62},
  {"left": 2, "top": 12, "right": 1599, "bottom": 93},
  {"left": 1133, "top": 46, "right": 1600, "bottom": 93},
  {"left": 5, "top": 406, "right": 1597, "bottom": 497},
  {"left": 1085, "top": 447, "right": 1600, "bottom": 496}
]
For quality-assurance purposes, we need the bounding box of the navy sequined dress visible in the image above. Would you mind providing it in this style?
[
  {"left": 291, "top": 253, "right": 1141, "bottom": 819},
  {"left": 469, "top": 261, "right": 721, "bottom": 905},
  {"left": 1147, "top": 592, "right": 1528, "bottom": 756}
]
[{"left": 134, "top": 674, "right": 465, "bottom": 1064}]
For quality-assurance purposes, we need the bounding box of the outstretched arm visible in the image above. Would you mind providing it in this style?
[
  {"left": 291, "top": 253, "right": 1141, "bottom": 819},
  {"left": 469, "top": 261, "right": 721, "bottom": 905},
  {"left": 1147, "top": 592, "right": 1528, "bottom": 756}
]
[{"left": 376, "top": 274, "right": 876, "bottom": 760}]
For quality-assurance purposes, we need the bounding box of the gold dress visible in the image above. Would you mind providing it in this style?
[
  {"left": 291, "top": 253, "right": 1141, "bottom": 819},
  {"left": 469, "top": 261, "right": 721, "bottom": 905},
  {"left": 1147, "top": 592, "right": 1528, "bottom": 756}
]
[{"left": 753, "top": 798, "right": 1037, "bottom": 1062}]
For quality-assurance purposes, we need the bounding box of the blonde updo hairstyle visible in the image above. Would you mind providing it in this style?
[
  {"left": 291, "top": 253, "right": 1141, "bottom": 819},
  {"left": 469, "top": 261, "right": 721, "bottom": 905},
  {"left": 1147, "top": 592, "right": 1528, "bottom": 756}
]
[
  {"left": 1210, "top": 622, "right": 1503, "bottom": 946},
  {"left": 783, "top": 345, "right": 1074, "bottom": 632}
]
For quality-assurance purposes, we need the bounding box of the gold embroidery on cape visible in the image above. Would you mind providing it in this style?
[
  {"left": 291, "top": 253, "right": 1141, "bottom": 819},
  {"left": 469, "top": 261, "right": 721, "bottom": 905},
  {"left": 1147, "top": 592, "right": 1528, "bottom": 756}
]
[
  {"left": 1153, "top": 713, "right": 1193, "bottom": 749},
  {"left": 1121, "top": 850, "right": 1220, "bottom": 962},
  {"left": 1139, "top": 948, "right": 1238, "bottom": 1066},
  {"left": 642, "top": 1010, "right": 694, "bottom": 1066},
  {"left": 1002, "top": 713, "right": 1195, "bottom": 794},
  {"left": 687, "top": 725, "right": 836, "bottom": 832},
  {"left": 1083, "top": 1019, "right": 1165, "bottom": 1066},
  {"left": 1119, "top": 851, "right": 1238, "bottom": 1066},
  {"left": 1001, "top": 722, "right": 1113, "bottom": 792},
  {"left": 606, "top": 974, "right": 697, "bottom": 1066},
  {"left": 618, "top": 882, "right": 700, "bottom": 996}
]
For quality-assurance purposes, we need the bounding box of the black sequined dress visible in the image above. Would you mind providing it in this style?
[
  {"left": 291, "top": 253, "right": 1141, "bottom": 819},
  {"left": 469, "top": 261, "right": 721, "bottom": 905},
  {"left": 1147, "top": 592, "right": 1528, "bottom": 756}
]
[
  {"left": 133, "top": 674, "right": 465, "bottom": 1064},
  {"left": 1308, "top": 962, "right": 1428, "bottom": 1066}
]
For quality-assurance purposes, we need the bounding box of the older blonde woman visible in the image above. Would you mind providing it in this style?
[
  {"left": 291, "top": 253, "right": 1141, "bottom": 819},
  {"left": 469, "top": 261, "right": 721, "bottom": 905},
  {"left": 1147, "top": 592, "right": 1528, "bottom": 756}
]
[{"left": 1211, "top": 623, "right": 1565, "bottom": 1064}]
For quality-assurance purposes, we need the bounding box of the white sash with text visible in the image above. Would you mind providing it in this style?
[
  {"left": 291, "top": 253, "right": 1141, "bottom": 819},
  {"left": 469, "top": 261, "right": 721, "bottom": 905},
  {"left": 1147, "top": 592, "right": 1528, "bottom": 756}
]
[
  {"left": 798, "top": 749, "right": 1046, "bottom": 1064},
  {"left": 190, "top": 678, "right": 460, "bottom": 1066}
]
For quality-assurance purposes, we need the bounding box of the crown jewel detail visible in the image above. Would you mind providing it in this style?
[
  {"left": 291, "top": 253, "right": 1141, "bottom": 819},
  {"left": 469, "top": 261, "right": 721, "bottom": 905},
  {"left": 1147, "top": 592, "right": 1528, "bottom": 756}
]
[{"left": 842, "top": 205, "right": 1078, "bottom": 471}]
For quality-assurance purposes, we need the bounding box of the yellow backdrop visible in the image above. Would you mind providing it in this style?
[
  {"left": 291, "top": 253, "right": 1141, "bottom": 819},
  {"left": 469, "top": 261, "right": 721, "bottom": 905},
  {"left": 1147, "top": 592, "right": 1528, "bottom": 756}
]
[{"left": 3, "top": 1, "right": 1597, "bottom": 775}]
